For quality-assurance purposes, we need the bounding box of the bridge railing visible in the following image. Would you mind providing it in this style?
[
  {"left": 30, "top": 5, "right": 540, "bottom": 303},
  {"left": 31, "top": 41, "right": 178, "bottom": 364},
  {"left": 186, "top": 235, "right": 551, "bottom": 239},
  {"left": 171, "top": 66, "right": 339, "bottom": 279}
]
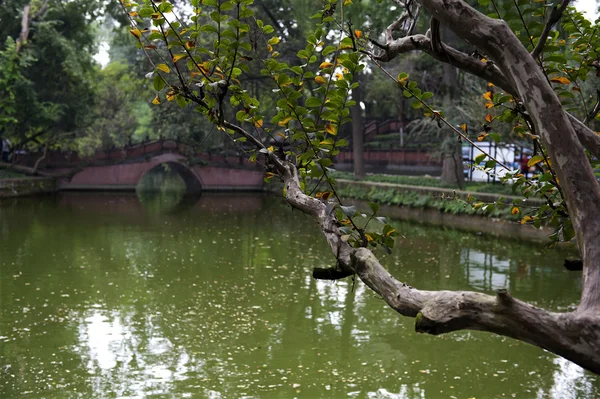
[{"left": 13, "top": 139, "right": 262, "bottom": 169}]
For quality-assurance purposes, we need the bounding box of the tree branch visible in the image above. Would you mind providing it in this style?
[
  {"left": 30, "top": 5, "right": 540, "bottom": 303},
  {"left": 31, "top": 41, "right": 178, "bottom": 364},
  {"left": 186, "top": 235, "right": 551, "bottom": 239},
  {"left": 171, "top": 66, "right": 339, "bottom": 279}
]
[
  {"left": 352, "top": 248, "right": 600, "bottom": 373},
  {"left": 371, "top": 27, "right": 600, "bottom": 161},
  {"left": 531, "top": 0, "right": 571, "bottom": 60},
  {"left": 584, "top": 89, "right": 600, "bottom": 125},
  {"left": 418, "top": 0, "right": 600, "bottom": 311}
]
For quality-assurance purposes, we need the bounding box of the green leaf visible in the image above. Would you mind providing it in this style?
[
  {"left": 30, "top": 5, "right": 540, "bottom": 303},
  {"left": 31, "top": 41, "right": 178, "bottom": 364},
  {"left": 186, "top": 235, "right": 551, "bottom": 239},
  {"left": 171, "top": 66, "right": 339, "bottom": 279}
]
[
  {"left": 153, "top": 75, "right": 165, "bottom": 91},
  {"left": 369, "top": 202, "right": 379, "bottom": 214},
  {"left": 475, "top": 153, "right": 486, "bottom": 164},
  {"left": 305, "top": 97, "right": 322, "bottom": 107},
  {"left": 139, "top": 7, "right": 154, "bottom": 18}
]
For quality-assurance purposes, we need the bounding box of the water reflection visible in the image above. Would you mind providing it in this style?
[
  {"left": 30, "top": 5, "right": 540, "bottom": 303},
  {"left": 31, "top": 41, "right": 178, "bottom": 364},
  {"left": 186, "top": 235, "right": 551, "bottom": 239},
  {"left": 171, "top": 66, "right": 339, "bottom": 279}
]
[{"left": 0, "top": 192, "right": 597, "bottom": 398}]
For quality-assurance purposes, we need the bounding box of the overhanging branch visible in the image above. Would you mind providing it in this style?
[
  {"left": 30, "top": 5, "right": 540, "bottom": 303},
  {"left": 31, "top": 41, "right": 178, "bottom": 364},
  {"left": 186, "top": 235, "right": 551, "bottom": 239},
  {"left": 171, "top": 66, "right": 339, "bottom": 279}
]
[{"left": 531, "top": 0, "right": 571, "bottom": 59}]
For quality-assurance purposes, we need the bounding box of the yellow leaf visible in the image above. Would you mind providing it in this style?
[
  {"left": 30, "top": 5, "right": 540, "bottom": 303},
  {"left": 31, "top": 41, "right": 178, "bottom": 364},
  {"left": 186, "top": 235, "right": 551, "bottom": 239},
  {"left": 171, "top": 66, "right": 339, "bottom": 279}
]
[
  {"left": 483, "top": 91, "right": 493, "bottom": 101},
  {"left": 385, "top": 228, "right": 396, "bottom": 237},
  {"left": 480, "top": 58, "right": 488, "bottom": 63},
  {"left": 152, "top": 95, "right": 161, "bottom": 105},
  {"left": 527, "top": 155, "right": 544, "bottom": 167},
  {"left": 254, "top": 119, "right": 263, "bottom": 128},
  {"left": 314, "top": 76, "right": 327, "bottom": 84},
  {"left": 166, "top": 91, "right": 176, "bottom": 101},
  {"left": 485, "top": 114, "right": 493, "bottom": 123},
  {"left": 156, "top": 64, "right": 170, "bottom": 74},
  {"left": 484, "top": 102, "right": 494, "bottom": 109},
  {"left": 521, "top": 215, "right": 533, "bottom": 225},
  {"left": 335, "top": 73, "right": 344, "bottom": 80},
  {"left": 365, "top": 233, "right": 373, "bottom": 242},
  {"left": 487, "top": 82, "right": 494, "bottom": 87},
  {"left": 185, "top": 41, "right": 196, "bottom": 49},
  {"left": 550, "top": 76, "right": 571, "bottom": 85},
  {"left": 344, "top": 0, "right": 352, "bottom": 5},
  {"left": 460, "top": 123, "right": 467, "bottom": 132},
  {"left": 278, "top": 117, "right": 293, "bottom": 127},
  {"left": 319, "top": 62, "right": 334, "bottom": 69},
  {"left": 325, "top": 123, "right": 337, "bottom": 135},
  {"left": 129, "top": 11, "right": 138, "bottom": 17},
  {"left": 129, "top": 29, "right": 142, "bottom": 39},
  {"left": 354, "top": 29, "right": 362, "bottom": 39},
  {"left": 267, "top": 145, "right": 274, "bottom": 153},
  {"left": 172, "top": 53, "right": 187, "bottom": 62},
  {"left": 511, "top": 206, "right": 520, "bottom": 215},
  {"left": 267, "top": 44, "right": 273, "bottom": 52},
  {"left": 478, "top": 133, "right": 487, "bottom": 141}
]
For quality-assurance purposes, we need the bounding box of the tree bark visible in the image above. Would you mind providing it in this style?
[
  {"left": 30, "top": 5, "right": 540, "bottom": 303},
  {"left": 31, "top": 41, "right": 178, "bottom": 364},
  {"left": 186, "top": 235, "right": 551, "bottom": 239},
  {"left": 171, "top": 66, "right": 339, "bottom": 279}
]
[{"left": 351, "top": 84, "right": 365, "bottom": 179}]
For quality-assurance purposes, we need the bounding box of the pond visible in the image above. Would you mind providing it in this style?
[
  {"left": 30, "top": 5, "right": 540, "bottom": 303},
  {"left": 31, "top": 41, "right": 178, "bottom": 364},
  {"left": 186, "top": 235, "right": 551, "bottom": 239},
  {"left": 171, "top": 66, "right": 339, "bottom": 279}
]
[{"left": 1, "top": 190, "right": 599, "bottom": 398}]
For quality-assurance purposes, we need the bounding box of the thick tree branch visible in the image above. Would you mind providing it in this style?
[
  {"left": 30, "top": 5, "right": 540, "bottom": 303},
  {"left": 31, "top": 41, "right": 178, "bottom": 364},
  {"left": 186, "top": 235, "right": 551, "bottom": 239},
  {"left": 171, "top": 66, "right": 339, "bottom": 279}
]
[
  {"left": 372, "top": 26, "right": 600, "bottom": 161},
  {"left": 419, "top": 0, "right": 600, "bottom": 311},
  {"left": 352, "top": 248, "right": 600, "bottom": 373}
]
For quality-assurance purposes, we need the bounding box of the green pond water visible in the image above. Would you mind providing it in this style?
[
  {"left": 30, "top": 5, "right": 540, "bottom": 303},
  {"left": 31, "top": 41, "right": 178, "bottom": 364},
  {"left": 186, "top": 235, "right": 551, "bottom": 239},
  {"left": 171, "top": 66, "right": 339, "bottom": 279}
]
[{"left": 1, "top": 189, "right": 599, "bottom": 398}]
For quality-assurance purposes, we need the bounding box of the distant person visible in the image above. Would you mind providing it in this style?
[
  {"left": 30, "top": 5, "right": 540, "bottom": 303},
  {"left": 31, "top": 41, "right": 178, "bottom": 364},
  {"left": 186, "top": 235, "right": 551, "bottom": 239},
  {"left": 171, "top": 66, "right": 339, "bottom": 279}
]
[
  {"left": 1, "top": 138, "right": 10, "bottom": 162},
  {"left": 520, "top": 155, "right": 530, "bottom": 178}
]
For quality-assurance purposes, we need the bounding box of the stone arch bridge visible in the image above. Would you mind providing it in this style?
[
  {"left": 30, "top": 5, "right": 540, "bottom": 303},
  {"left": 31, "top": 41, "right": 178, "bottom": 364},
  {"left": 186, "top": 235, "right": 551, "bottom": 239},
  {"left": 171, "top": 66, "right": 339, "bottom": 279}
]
[{"left": 16, "top": 140, "right": 265, "bottom": 191}]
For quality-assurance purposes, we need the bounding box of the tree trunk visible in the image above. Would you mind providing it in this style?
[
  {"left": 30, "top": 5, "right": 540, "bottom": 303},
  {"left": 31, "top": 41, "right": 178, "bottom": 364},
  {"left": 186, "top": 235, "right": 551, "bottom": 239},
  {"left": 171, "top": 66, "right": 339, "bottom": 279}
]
[
  {"left": 440, "top": 139, "right": 465, "bottom": 189},
  {"left": 351, "top": 84, "right": 365, "bottom": 179},
  {"left": 439, "top": 59, "right": 464, "bottom": 188}
]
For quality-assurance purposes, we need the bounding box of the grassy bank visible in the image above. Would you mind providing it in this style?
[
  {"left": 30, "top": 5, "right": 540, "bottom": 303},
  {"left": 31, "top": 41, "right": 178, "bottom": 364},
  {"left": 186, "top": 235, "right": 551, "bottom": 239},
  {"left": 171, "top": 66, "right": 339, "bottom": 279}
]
[
  {"left": 332, "top": 180, "right": 520, "bottom": 221},
  {"left": 331, "top": 171, "right": 515, "bottom": 196}
]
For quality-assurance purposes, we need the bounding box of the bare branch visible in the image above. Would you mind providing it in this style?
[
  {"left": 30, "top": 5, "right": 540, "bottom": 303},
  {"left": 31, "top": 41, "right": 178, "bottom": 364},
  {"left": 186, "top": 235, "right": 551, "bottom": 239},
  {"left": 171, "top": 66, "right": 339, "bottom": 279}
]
[
  {"left": 531, "top": 0, "right": 571, "bottom": 59},
  {"left": 385, "top": 10, "right": 410, "bottom": 43},
  {"left": 429, "top": 17, "right": 442, "bottom": 53}
]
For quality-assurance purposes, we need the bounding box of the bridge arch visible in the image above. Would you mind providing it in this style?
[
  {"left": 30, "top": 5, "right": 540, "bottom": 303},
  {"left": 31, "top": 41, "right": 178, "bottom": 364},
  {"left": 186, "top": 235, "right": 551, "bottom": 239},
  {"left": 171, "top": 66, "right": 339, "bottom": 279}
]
[{"left": 138, "top": 154, "right": 203, "bottom": 193}]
